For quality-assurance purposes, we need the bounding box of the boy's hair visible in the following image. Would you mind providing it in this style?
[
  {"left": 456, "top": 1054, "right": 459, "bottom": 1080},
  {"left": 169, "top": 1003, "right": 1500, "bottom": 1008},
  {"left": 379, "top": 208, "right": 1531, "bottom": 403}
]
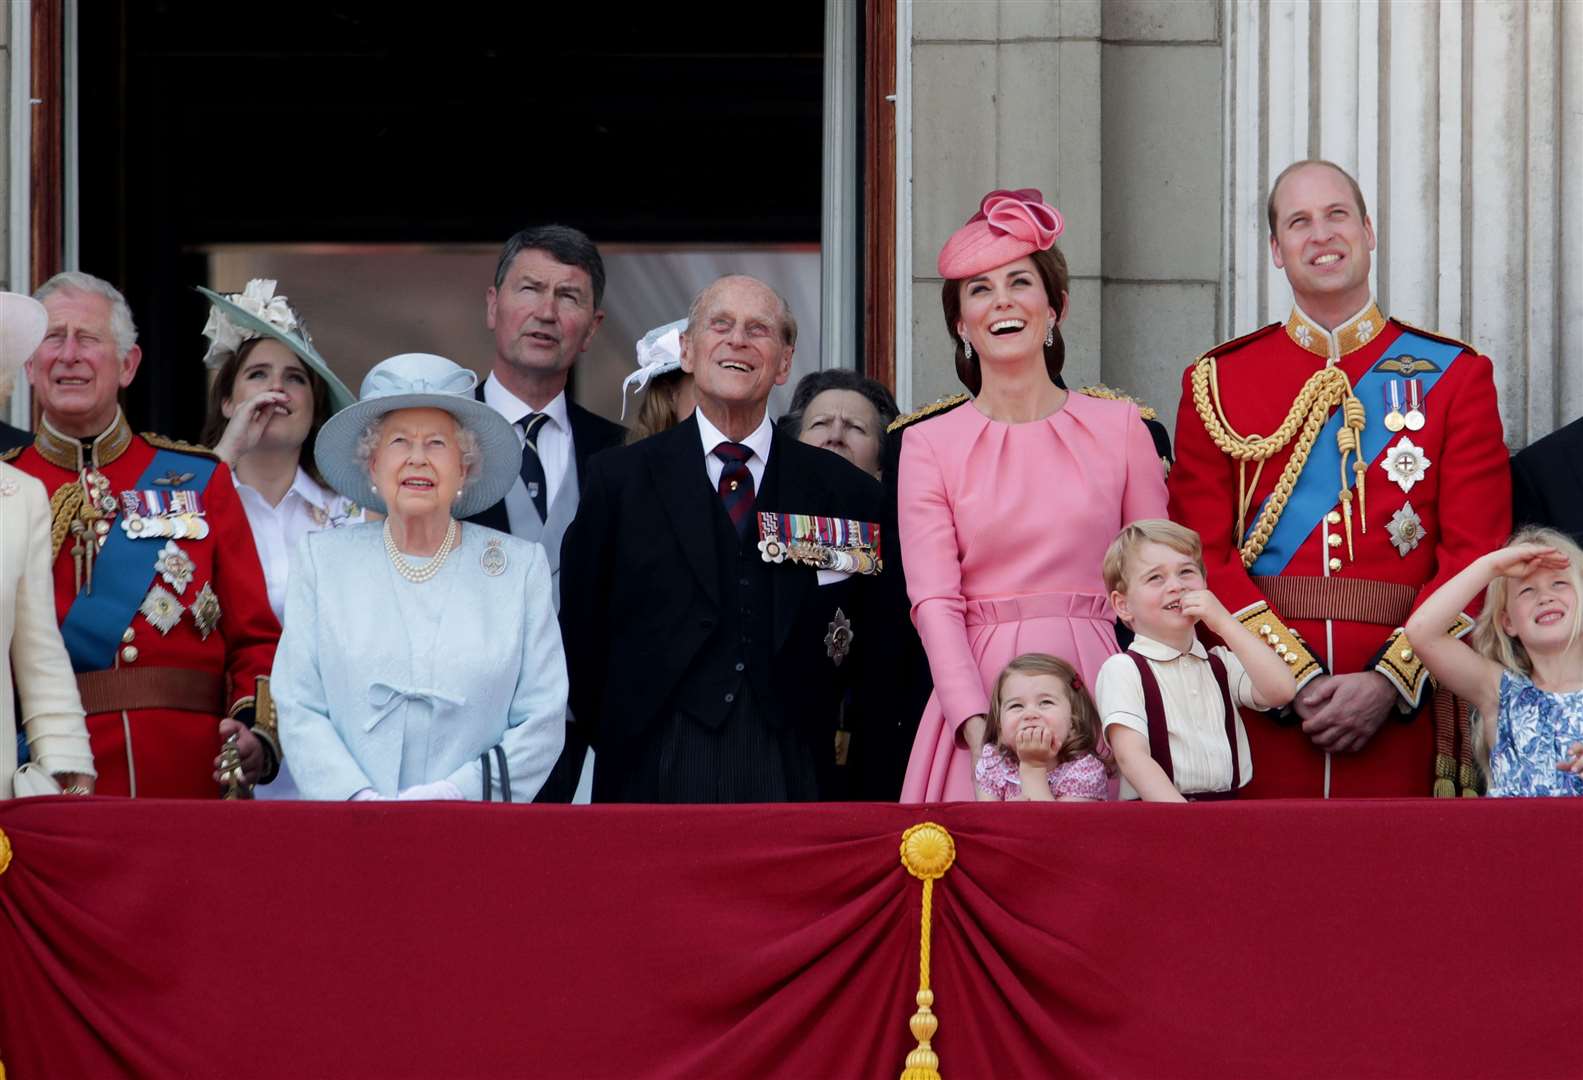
[
  {"left": 1102, "top": 519, "right": 1205, "bottom": 595},
  {"left": 1471, "top": 525, "right": 1583, "bottom": 676},
  {"left": 985, "top": 653, "right": 1107, "bottom": 769}
]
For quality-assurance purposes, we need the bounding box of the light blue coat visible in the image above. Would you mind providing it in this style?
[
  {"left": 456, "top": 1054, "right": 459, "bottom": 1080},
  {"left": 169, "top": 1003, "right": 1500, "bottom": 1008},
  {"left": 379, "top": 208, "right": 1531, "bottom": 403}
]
[{"left": 273, "top": 522, "right": 566, "bottom": 801}]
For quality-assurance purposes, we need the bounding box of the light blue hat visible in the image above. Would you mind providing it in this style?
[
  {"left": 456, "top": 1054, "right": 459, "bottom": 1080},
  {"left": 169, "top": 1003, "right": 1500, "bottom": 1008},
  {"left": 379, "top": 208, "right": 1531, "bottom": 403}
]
[{"left": 314, "top": 353, "right": 522, "bottom": 518}]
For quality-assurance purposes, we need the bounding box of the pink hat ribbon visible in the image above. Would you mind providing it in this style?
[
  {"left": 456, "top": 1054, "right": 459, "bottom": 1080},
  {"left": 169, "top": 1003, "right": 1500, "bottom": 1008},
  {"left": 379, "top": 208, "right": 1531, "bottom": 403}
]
[{"left": 937, "top": 188, "right": 1065, "bottom": 279}]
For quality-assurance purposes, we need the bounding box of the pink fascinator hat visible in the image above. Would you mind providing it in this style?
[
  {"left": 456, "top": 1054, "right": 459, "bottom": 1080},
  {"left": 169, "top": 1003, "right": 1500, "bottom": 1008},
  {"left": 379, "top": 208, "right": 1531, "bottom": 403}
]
[{"left": 936, "top": 188, "right": 1064, "bottom": 280}]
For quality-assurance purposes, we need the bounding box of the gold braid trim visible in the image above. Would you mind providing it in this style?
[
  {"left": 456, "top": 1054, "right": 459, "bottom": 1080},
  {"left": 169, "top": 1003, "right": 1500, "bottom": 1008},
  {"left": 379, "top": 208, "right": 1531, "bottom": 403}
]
[
  {"left": 1382, "top": 612, "right": 1475, "bottom": 708},
  {"left": 1191, "top": 357, "right": 1368, "bottom": 568},
  {"left": 0, "top": 445, "right": 23, "bottom": 463},
  {"left": 141, "top": 432, "right": 219, "bottom": 458},
  {"left": 49, "top": 480, "right": 87, "bottom": 560},
  {"left": 1075, "top": 384, "right": 1159, "bottom": 421},
  {"left": 1233, "top": 600, "right": 1323, "bottom": 688},
  {"left": 887, "top": 394, "right": 968, "bottom": 434}
]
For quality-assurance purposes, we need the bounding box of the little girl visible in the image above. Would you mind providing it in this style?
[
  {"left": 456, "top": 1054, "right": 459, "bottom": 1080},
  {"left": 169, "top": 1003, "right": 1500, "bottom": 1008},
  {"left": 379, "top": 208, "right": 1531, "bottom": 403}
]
[
  {"left": 975, "top": 653, "right": 1109, "bottom": 802},
  {"left": 1405, "top": 527, "right": 1583, "bottom": 797}
]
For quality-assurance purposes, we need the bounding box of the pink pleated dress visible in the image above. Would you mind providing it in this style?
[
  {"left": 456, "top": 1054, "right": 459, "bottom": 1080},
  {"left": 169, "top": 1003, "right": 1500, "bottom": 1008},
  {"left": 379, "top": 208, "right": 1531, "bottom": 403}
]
[{"left": 898, "top": 392, "right": 1169, "bottom": 802}]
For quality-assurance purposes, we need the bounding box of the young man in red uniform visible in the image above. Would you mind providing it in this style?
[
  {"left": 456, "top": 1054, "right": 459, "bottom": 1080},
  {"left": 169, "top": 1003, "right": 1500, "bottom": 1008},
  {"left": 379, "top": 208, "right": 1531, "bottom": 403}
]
[
  {"left": 6, "top": 272, "right": 281, "bottom": 797},
  {"left": 1168, "top": 161, "right": 1510, "bottom": 797}
]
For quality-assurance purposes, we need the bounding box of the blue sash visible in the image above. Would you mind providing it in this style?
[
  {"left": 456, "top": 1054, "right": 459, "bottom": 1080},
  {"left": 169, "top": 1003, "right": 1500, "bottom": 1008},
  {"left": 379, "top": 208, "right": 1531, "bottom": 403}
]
[
  {"left": 1247, "top": 330, "right": 1463, "bottom": 576},
  {"left": 60, "top": 449, "right": 218, "bottom": 672}
]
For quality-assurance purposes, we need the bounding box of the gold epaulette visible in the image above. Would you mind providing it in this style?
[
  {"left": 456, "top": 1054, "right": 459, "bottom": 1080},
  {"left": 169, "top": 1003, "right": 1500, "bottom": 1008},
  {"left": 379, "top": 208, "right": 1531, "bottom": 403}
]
[
  {"left": 0, "top": 445, "right": 23, "bottom": 463},
  {"left": 1194, "top": 322, "right": 1284, "bottom": 367},
  {"left": 1234, "top": 600, "right": 1323, "bottom": 688},
  {"left": 887, "top": 393, "right": 968, "bottom": 434},
  {"left": 141, "top": 432, "right": 219, "bottom": 459},
  {"left": 1381, "top": 612, "right": 1476, "bottom": 708},
  {"left": 1387, "top": 317, "right": 1477, "bottom": 356},
  {"left": 1076, "top": 384, "right": 1158, "bottom": 422}
]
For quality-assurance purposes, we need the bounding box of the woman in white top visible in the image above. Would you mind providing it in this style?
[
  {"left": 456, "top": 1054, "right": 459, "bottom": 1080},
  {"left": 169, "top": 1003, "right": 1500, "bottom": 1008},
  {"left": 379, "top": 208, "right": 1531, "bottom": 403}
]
[
  {"left": 198, "top": 280, "right": 364, "bottom": 798},
  {"left": 0, "top": 292, "right": 95, "bottom": 797}
]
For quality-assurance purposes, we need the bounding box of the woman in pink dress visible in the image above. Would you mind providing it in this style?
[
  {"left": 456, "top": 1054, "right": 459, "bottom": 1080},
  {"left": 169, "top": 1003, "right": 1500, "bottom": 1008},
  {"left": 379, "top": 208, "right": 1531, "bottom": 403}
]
[{"left": 899, "top": 190, "right": 1169, "bottom": 802}]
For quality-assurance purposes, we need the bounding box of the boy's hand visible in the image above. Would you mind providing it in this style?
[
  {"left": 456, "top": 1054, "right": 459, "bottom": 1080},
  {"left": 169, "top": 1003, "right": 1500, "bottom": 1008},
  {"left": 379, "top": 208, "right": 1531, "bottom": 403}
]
[
  {"left": 1014, "top": 723, "right": 1058, "bottom": 768},
  {"left": 1179, "top": 588, "right": 1231, "bottom": 632}
]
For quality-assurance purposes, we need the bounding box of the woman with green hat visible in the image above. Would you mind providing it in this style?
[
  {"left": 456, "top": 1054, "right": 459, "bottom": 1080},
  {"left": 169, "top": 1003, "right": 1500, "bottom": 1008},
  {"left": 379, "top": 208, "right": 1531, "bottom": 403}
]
[{"left": 198, "top": 279, "right": 366, "bottom": 799}]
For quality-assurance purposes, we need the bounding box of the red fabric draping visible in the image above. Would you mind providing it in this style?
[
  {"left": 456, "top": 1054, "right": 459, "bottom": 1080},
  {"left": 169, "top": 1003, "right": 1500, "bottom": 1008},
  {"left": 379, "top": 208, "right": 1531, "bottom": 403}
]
[{"left": 0, "top": 799, "right": 1578, "bottom": 1079}]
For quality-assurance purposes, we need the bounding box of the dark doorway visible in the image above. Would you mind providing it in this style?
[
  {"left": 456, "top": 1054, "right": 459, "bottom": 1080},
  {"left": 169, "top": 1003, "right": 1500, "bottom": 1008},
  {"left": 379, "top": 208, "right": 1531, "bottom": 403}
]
[{"left": 78, "top": 1, "right": 825, "bottom": 438}]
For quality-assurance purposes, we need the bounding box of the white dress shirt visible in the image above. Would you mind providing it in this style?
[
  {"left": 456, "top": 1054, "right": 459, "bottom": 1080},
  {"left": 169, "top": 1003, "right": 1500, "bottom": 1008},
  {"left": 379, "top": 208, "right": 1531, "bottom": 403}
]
[
  {"left": 1095, "top": 633, "right": 1267, "bottom": 799},
  {"left": 234, "top": 468, "right": 366, "bottom": 624},
  {"left": 482, "top": 374, "right": 571, "bottom": 511},
  {"left": 695, "top": 407, "right": 772, "bottom": 493}
]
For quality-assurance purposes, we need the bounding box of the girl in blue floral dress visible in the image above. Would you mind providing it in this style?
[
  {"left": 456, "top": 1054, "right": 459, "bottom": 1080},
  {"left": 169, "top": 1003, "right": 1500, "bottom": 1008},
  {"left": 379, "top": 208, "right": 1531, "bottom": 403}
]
[{"left": 1405, "top": 527, "right": 1583, "bottom": 797}]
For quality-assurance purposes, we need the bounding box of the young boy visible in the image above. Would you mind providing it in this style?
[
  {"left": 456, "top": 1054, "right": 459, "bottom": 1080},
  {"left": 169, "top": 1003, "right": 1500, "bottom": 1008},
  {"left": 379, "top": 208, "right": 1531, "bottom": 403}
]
[{"left": 1095, "top": 520, "right": 1298, "bottom": 801}]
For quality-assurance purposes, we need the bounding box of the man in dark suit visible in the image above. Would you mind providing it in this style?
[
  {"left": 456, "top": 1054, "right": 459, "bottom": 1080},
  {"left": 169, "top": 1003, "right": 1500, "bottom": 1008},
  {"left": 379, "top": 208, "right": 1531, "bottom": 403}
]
[
  {"left": 467, "top": 224, "right": 625, "bottom": 801},
  {"left": 1512, "top": 416, "right": 1583, "bottom": 546},
  {"left": 560, "top": 275, "right": 886, "bottom": 802}
]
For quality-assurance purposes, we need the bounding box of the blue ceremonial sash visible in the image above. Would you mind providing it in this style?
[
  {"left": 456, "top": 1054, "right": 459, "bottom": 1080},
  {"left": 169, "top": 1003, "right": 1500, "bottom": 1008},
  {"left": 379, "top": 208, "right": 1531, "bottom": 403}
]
[
  {"left": 1246, "top": 330, "right": 1463, "bottom": 576},
  {"left": 60, "top": 449, "right": 218, "bottom": 672}
]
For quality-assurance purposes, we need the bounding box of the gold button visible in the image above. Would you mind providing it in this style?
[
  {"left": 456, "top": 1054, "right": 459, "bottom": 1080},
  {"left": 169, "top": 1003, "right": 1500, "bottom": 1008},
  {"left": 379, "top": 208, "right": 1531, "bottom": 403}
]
[
  {"left": 1326, "top": 511, "right": 1342, "bottom": 525},
  {"left": 1275, "top": 644, "right": 1288, "bottom": 656},
  {"left": 1259, "top": 624, "right": 1272, "bottom": 636},
  {"left": 1284, "top": 653, "right": 1298, "bottom": 664},
  {"left": 1266, "top": 633, "right": 1279, "bottom": 646},
  {"left": 1400, "top": 647, "right": 1414, "bottom": 662},
  {"left": 121, "top": 645, "right": 139, "bottom": 664},
  {"left": 1328, "top": 534, "right": 1342, "bottom": 548},
  {"left": 121, "top": 627, "right": 135, "bottom": 644},
  {"left": 1328, "top": 557, "right": 1342, "bottom": 572}
]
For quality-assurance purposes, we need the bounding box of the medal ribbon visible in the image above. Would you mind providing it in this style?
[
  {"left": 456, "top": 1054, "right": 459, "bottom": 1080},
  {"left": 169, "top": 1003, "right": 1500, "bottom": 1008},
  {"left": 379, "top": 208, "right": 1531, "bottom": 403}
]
[{"left": 60, "top": 449, "right": 218, "bottom": 672}]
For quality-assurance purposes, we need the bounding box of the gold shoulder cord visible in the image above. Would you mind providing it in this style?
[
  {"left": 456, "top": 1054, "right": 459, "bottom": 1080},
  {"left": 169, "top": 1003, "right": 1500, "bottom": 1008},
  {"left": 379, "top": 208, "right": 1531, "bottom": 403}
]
[{"left": 1191, "top": 357, "right": 1368, "bottom": 568}]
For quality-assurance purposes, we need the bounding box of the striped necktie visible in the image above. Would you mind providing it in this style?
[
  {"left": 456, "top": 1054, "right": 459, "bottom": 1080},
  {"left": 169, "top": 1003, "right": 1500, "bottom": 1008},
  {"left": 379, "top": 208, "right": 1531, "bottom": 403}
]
[
  {"left": 518, "top": 413, "right": 549, "bottom": 521},
  {"left": 713, "top": 442, "right": 755, "bottom": 540}
]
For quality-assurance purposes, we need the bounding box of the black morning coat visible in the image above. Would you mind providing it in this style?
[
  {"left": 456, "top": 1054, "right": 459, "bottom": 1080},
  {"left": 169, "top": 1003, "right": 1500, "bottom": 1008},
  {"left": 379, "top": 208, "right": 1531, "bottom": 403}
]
[
  {"left": 558, "top": 413, "right": 888, "bottom": 802},
  {"left": 465, "top": 393, "right": 625, "bottom": 803},
  {"left": 1511, "top": 415, "right": 1583, "bottom": 548}
]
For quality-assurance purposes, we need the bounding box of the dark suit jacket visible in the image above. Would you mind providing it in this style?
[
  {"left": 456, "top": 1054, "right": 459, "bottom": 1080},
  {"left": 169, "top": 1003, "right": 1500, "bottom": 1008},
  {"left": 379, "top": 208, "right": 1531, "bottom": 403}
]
[
  {"left": 1512, "top": 416, "right": 1583, "bottom": 546},
  {"left": 0, "top": 421, "right": 31, "bottom": 455},
  {"left": 464, "top": 390, "right": 626, "bottom": 535},
  {"left": 559, "top": 414, "right": 886, "bottom": 801}
]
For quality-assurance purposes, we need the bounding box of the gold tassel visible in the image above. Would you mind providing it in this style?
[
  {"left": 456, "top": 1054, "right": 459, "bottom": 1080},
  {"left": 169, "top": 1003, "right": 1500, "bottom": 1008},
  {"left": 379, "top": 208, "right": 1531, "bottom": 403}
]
[{"left": 899, "top": 823, "right": 956, "bottom": 1080}]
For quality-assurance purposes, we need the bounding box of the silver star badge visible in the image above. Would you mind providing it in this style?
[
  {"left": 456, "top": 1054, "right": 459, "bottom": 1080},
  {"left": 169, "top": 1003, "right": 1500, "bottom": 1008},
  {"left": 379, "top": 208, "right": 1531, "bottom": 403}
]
[
  {"left": 139, "top": 583, "right": 184, "bottom": 635},
  {"left": 154, "top": 540, "right": 196, "bottom": 595},
  {"left": 1381, "top": 435, "right": 1431, "bottom": 494},
  {"left": 1386, "top": 502, "right": 1425, "bottom": 556},
  {"left": 190, "top": 581, "right": 222, "bottom": 641},
  {"left": 824, "top": 608, "right": 854, "bottom": 667}
]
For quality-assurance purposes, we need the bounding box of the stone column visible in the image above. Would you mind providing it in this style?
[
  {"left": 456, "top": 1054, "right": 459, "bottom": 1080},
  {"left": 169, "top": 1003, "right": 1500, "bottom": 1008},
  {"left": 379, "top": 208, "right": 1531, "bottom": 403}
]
[{"left": 1225, "top": 0, "right": 1581, "bottom": 446}]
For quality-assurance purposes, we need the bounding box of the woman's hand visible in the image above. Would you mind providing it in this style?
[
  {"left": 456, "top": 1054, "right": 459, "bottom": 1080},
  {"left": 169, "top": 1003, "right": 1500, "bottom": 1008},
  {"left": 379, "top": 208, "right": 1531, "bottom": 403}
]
[
  {"left": 211, "top": 389, "right": 291, "bottom": 465},
  {"left": 1486, "top": 544, "right": 1569, "bottom": 580},
  {"left": 962, "top": 713, "right": 988, "bottom": 761},
  {"left": 54, "top": 772, "right": 94, "bottom": 795}
]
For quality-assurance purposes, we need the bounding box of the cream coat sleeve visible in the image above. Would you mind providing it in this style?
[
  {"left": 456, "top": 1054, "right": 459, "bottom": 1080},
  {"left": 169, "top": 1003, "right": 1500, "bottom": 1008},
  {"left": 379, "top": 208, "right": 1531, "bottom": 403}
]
[{"left": 4, "top": 467, "right": 94, "bottom": 788}]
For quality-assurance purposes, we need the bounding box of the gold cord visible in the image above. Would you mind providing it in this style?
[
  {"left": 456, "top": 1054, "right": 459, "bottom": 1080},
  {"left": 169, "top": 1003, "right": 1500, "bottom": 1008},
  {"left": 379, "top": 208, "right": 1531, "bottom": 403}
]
[
  {"left": 1191, "top": 357, "right": 1368, "bottom": 568},
  {"left": 48, "top": 480, "right": 86, "bottom": 560},
  {"left": 899, "top": 823, "right": 956, "bottom": 1080}
]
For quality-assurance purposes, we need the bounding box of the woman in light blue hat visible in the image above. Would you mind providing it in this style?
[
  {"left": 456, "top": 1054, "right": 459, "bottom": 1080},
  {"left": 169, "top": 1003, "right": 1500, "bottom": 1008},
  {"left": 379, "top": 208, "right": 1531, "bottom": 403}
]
[{"left": 272, "top": 353, "right": 567, "bottom": 801}]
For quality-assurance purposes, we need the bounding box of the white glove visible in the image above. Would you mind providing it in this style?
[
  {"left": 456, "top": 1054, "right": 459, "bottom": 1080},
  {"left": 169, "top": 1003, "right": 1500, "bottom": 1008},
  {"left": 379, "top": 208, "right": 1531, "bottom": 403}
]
[{"left": 350, "top": 788, "right": 387, "bottom": 802}]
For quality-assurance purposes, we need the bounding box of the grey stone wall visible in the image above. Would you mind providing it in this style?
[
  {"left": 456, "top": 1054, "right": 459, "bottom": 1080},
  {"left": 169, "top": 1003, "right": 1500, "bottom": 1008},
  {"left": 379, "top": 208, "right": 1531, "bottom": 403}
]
[
  {"left": 1, "top": 8, "right": 11, "bottom": 294},
  {"left": 909, "top": 0, "right": 1225, "bottom": 433}
]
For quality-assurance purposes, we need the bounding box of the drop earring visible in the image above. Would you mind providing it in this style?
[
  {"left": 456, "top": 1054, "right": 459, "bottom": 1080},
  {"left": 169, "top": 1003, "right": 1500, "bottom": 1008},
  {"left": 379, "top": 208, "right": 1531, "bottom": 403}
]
[
  {"left": 962, "top": 337, "right": 973, "bottom": 360},
  {"left": 1045, "top": 324, "right": 1055, "bottom": 348}
]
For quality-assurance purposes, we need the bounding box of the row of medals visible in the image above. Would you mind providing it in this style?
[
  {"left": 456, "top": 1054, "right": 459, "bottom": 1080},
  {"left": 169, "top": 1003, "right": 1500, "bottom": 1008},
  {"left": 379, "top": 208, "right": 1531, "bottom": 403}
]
[
  {"left": 69, "top": 470, "right": 209, "bottom": 594},
  {"left": 1382, "top": 377, "right": 1426, "bottom": 432}
]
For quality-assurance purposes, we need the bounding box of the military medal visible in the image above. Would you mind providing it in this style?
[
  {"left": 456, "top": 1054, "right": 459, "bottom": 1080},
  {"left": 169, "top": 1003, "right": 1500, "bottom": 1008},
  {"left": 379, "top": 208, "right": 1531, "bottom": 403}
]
[
  {"left": 1383, "top": 380, "right": 1406, "bottom": 432},
  {"left": 1382, "top": 435, "right": 1431, "bottom": 494},
  {"left": 1404, "top": 378, "right": 1426, "bottom": 431},
  {"left": 154, "top": 541, "right": 196, "bottom": 595},
  {"left": 824, "top": 608, "right": 854, "bottom": 666},
  {"left": 757, "top": 511, "right": 882, "bottom": 576},
  {"left": 190, "top": 582, "right": 222, "bottom": 640},
  {"left": 480, "top": 538, "right": 507, "bottom": 577},
  {"left": 69, "top": 470, "right": 116, "bottom": 594},
  {"left": 1387, "top": 502, "right": 1425, "bottom": 556},
  {"left": 139, "top": 583, "right": 185, "bottom": 635}
]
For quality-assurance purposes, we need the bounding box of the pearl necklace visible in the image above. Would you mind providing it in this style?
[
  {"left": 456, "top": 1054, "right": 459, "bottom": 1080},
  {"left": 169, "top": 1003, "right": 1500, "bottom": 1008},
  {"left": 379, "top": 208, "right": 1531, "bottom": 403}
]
[{"left": 384, "top": 518, "right": 459, "bottom": 584}]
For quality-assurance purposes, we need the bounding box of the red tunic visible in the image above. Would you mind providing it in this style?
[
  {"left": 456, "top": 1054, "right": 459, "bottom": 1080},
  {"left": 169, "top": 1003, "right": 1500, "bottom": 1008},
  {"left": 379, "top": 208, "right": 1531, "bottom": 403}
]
[
  {"left": 9, "top": 415, "right": 280, "bottom": 797},
  {"left": 1168, "top": 303, "right": 1510, "bottom": 797}
]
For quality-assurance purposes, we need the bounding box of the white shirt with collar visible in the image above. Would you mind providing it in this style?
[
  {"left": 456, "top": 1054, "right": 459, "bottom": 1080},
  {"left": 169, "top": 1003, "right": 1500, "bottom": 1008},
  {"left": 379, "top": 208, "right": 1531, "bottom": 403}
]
[
  {"left": 233, "top": 467, "right": 365, "bottom": 624},
  {"left": 695, "top": 407, "right": 772, "bottom": 493},
  {"left": 482, "top": 373, "right": 572, "bottom": 511},
  {"left": 1095, "top": 632, "right": 1267, "bottom": 799}
]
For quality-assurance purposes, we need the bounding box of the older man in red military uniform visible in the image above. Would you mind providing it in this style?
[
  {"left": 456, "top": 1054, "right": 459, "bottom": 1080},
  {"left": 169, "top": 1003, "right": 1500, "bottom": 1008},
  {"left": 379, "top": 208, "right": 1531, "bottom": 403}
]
[
  {"left": 6, "top": 272, "right": 280, "bottom": 797},
  {"left": 1168, "top": 160, "right": 1510, "bottom": 798}
]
